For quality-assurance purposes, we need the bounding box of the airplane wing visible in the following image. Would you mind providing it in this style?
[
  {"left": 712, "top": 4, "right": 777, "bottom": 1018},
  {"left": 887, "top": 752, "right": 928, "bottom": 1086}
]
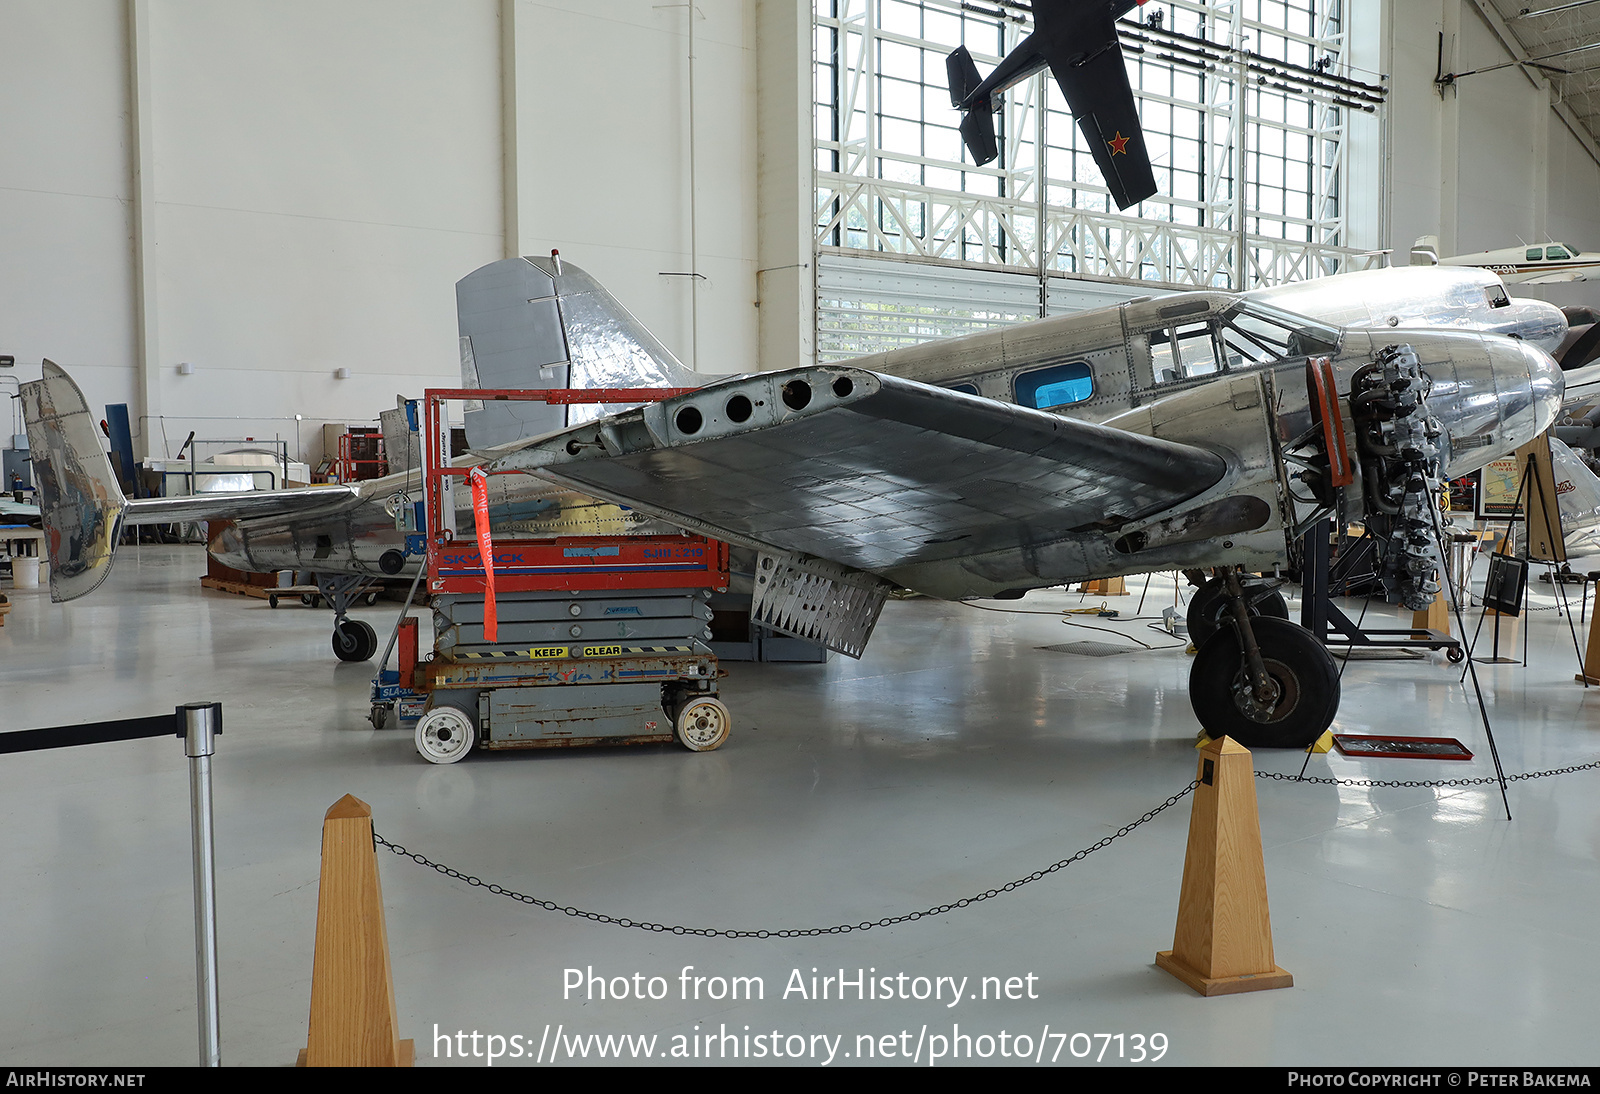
[
  {"left": 490, "top": 365, "right": 1228, "bottom": 598},
  {"left": 1520, "top": 271, "right": 1597, "bottom": 285},
  {"left": 1047, "top": 33, "right": 1158, "bottom": 211}
]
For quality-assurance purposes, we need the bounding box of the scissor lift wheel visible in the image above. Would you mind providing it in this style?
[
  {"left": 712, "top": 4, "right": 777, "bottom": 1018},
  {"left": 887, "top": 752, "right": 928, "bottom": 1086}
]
[
  {"left": 674, "top": 697, "right": 731, "bottom": 752},
  {"left": 415, "top": 704, "right": 479, "bottom": 764}
]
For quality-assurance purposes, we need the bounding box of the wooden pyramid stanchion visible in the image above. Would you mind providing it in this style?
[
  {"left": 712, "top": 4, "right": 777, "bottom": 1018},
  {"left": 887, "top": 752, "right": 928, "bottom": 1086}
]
[
  {"left": 1576, "top": 602, "right": 1600, "bottom": 685},
  {"left": 298, "top": 794, "right": 414, "bottom": 1066},
  {"left": 1156, "top": 736, "right": 1293, "bottom": 996}
]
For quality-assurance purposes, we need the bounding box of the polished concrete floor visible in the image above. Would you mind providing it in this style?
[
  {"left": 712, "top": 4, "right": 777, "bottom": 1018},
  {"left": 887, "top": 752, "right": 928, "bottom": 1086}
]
[{"left": 4, "top": 544, "right": 1600, "bottom": 1067}]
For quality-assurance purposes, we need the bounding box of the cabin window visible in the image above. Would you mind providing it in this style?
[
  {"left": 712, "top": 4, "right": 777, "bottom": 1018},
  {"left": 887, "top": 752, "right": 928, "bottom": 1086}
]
[
  {"left": 945, "top": 382, "right": 979, "bottom": 395},
  {"left": 1014, "top": 362, "right": 1093, "bottom": 408},
  {"left": 1527, "top": 247, "right": 1544, "bottom": 261},
  {"left": 1547, "top": 245, "right": 1570, "bottom": 260}
]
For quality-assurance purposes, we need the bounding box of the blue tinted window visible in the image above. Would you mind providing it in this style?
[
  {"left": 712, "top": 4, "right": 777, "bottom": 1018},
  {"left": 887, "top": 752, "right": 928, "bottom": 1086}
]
[{"left": 1015, "top": 362, "right": 1093, "bottom": 408}]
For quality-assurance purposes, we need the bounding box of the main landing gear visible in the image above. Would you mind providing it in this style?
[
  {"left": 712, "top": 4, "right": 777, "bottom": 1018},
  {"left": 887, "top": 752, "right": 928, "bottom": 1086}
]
[
  {"left": 1188, "top": 569, "right": 1339, "bottom": 749},
  {"left": 311, "top": 572, "right": 380, "bottom": 662}
]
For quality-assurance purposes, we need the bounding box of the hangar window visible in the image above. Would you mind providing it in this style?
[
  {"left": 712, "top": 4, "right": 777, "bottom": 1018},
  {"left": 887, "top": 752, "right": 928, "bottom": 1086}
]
[
  {"left": 1014, "top": 363, "right": 1094, "bottom": 408},
  {"left": 813, "top": 0, "right": 1381, "bottom": 359}
]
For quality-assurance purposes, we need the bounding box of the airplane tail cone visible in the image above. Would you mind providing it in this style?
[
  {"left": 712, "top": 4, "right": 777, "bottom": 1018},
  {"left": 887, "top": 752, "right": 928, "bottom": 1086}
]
[{"left": 19, "top": 361, "right": 129, "bottom": 602}]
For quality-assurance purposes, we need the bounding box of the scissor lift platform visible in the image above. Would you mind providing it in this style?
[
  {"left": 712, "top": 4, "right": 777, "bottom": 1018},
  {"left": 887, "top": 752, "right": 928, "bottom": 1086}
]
[{"left": 388, "top": 386, "right": 732, "bottom": 763}]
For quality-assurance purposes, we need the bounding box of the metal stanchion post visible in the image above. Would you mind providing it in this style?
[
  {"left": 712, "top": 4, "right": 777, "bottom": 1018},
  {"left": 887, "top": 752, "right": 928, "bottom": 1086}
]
[{"left": 180, "top": 702, "right": 222, "bottom": 1067}]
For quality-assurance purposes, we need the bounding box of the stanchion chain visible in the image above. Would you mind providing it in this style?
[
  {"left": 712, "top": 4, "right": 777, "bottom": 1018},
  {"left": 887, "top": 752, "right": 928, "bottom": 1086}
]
[
  {"left": 372, "top": 781, "right": 1199, "bottom": 938},
  {"left": 1258, "top": 758, "right": 1600, "bottom": 790}
]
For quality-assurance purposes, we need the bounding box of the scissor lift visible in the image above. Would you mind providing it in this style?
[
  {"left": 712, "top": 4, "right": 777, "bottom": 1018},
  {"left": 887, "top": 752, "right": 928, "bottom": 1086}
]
[{"left": 395, "top": 386, "right": 732, "bottom": 764}]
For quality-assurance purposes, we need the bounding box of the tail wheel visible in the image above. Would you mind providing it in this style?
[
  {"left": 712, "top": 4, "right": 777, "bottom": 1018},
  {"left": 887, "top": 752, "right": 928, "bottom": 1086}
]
[
  {"left": 332, "top": 618, "right": 378, "bottom": 662},
  {"left": 673, "top": 697, "right": 731, "bottom": 752},
  {"left": 1187, "top": 577, "right": 1290, "bottom": 647},
  {"left": 1189, "top": 617, "right": 1339, "bottom": 749},
  {"left": 415, "top": 704, "right": 478, "bottom": 764}
]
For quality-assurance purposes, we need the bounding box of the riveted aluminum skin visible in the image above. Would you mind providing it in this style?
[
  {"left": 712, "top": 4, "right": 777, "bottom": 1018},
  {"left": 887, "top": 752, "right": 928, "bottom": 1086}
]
[{"left": 493, "top": 365, "right": 1233, "bottom": 599}]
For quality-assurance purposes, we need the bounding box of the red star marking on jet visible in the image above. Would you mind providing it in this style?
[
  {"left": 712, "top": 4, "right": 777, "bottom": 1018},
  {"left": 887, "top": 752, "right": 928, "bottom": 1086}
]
[{"left": 1107, "top": 132, "right": 1130, "bottom": 156}]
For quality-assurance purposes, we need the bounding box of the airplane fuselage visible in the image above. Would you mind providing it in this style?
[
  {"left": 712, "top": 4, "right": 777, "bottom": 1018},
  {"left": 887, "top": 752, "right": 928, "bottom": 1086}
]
[{"left": 218, "top": 268, "right": 1562, "bottom": 598}]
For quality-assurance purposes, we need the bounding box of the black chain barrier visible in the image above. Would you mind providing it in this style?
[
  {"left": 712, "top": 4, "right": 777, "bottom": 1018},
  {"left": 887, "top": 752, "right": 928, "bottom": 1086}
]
[
  {"left": 373, "top": 781, "right": 1200, "bottom": 938},
  {"left": 372, "top": 758, "right": 1600, "bottom": 938},
  {"left": 1258, "top": 757, "right": 1600, "bottom": 790}
]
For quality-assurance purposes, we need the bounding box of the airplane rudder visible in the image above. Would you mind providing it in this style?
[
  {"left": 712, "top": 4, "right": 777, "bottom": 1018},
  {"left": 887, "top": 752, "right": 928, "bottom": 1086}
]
[{"left": 20, "top": 360, "right": 128, "bottom": 601}]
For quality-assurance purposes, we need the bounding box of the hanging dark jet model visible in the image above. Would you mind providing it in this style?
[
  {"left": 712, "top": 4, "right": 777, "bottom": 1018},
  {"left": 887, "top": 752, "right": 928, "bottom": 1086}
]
[
  {"left": 22, "top": 257, "right": 1564, "bottom": 750},
  {"left": 947, "top": 0, "right": 1158, "bottom": 209}
]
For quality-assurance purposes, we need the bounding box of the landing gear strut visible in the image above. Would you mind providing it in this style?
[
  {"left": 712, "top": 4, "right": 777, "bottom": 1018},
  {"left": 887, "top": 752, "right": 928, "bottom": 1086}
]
[
  {"left": 1188, "top": 569, "right": 1339, "bottom": 749},
  {"left": 313, "top": 572, "right": 380, "bottom": 662}
]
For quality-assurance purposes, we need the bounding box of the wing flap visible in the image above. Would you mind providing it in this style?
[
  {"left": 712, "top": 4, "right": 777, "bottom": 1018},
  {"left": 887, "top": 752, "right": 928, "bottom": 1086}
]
[{"left": 492, "top": 367, "right": 1227, "bottom": 586}]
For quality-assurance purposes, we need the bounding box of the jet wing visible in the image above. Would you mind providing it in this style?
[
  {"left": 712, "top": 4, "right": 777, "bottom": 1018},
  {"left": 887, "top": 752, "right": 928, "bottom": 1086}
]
[
  {"left": 1048, "top": 35, "right": 1158, "bottom": 211},
  {"left": 490, "top": 366, "right": 1227, "bottom": 596}
]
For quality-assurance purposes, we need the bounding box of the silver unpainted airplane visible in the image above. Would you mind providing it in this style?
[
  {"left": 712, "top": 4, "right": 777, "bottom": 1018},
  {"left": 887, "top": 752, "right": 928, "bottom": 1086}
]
[
  {"left": 1412, "top": 234, "right": 1600, "bottom": 286},
  {"left": 23, "top": 258, "right": 1564, "bottom": 749}
]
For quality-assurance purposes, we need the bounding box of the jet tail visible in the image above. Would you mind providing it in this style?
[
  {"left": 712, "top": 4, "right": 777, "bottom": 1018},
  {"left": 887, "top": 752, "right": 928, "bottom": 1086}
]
[
  {"left": 947, "top": 47, "right": 998, "bottom": 165},
  {"left": 20, "top": 360, "right": 128, "bottom": 602}
]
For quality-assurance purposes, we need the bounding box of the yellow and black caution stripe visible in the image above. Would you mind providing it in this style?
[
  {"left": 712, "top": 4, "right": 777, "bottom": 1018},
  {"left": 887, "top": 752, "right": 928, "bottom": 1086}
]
[{"left": 451, "top": 643, "right": 698, "bottom": 661}]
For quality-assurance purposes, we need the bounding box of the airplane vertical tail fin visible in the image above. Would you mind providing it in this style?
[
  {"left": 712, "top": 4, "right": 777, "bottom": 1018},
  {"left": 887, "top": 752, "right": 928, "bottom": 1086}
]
[
  {"left": 946, "top": 47, "right": 998, "bottom": 165},
  {"left": 19, "top": 360, "right": 128, "bottom": 602},
  {"left": 1410, "top": 235, "right": 1440, "bottom": 266},
  {"left": 455, "top": 254, "right": 697, "bottom": 449}
]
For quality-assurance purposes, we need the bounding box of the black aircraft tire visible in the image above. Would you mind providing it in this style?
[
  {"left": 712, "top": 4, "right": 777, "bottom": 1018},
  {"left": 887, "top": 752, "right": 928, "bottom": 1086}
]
[
  {"left": 1189, "top": 617, "right": 1339, "bottom": 749},
  {"left": 332, "top": 618, "right": 379, "bottom": 662},
  {"left": 1186, "top": 578, "right": 1290, "bottom": 647}
]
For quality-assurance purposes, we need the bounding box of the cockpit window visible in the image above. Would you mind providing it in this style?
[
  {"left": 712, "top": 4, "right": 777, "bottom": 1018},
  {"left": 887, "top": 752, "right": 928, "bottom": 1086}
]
[
  {"left": 1219, "top": 300, "right": 1339, "bottom": 363},
  {"left": 1547, "top": 245, "right": 1571, "bottom": 260},
  {"left": 1152, "top": 323, "right": 1222, "bottom": 383},
  {"left": 1014, "top": 362, "right": 1093, "bottom": 408},
  {"left": 1486, "top": 285, "right": 1510, "bottom": 309}
]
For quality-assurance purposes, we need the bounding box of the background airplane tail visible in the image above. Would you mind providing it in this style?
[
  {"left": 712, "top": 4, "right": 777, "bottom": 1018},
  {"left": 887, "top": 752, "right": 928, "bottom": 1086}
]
[
  {"left": 1410, "top": 235, "right": 1440, "bottom": 266},
  {"left": 19, "top": 360, "right": 128, "bottom": 602},
  {"left": 946, "top": 47, "right": 997, "bottom": 165},
  {"left": 455, "top": 254, "right": 697, "bottom": 449}
]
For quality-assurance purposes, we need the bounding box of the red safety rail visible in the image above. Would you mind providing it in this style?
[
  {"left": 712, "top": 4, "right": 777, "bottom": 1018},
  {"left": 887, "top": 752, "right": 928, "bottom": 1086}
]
[
  {"left": 420, "top": 387, "right": 729, "bottom": 595},
  {"left": 334, "top": 429, "right": 387, "bottom": 483}
]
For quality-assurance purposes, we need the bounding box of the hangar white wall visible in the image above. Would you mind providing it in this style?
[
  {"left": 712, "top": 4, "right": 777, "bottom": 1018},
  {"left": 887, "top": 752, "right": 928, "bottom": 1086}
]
[
  {"left": 1381, "top": 0, "right": 1600, "bottom": 310},
  {"left": 0, "top": 0, "right": 758, "bottom": 464}
]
